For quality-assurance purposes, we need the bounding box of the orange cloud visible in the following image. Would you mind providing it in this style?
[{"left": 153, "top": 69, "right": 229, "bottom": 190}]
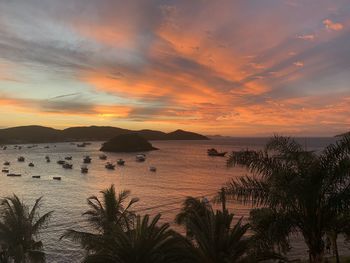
[
  {"left": 323, "top": 19, "right": 344, "bottom": 31},
  {"left": 293, "top": 61, "right": 304, "bottom": 67}
]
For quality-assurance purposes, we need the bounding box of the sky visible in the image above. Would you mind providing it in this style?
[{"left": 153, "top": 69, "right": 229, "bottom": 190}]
[{"left": 0, "top": 0, "right": 349, "bottom": 136}]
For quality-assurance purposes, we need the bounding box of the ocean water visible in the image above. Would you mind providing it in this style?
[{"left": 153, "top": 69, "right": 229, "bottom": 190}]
[{"left": 0, "top": 137, "right": 347, "bottom": 262}]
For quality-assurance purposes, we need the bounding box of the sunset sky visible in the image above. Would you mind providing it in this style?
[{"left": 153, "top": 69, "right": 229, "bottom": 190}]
[{"left": 0, "top": 0, "right": 349, "bottom": 136}]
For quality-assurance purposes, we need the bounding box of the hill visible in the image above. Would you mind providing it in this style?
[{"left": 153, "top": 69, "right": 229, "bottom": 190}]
[
  {"left": 0, "top": 125, "right": 62, "bottom": 143},
  {"left": 0, "top": 125, "right": 209, "bottom": 144},
  {"left": 62, "top": 126, "right": 129, "bottom": 141},
  {"left": 165, "top": 129, "right": 209, "bottom": 140},
  {"left": 100, "top": 134, "right": 158, "bottom": 152}
]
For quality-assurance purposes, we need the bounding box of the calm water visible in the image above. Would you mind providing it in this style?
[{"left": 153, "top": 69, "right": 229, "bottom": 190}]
[{"left": 0, "top": 137, "right": 346, "bottom": 262}]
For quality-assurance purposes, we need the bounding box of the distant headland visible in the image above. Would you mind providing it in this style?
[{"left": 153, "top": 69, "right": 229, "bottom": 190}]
[{"left": 0, "top": 125, "right": 209, "bottom": 144}]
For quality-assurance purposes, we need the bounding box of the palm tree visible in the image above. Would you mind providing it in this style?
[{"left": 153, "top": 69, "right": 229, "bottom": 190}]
[
  {"left": 248, "top": 208, "right": 291, "bottom": 258},
  {"left": 61, "top": 185, "right": 139, "bottom": 253},
  {"left": 325, "top": 213, "right": 350, "bottom": 263},
  {"left": 0, "top": 194, "right": 53, "bottom": 263},
  {"left": 83, "top": 214, "right": 193, "bottom": 263},
  {"left": 176, "top": 197, "right": 252, "bottom": 263},
  {"left": 224, "top": 135, "right": 350, "bottom": 263}
]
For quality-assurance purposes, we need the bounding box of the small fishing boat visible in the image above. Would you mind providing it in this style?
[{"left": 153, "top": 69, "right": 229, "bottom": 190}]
[
  {"left": 65, "top": 156, "right": 72, "bottom": 160},
  {"left": 53, "top": 177, "right": 61, "bottom": 180},
  {"left": 149, "top": 166, "right": 157, "bottom": 172},
  {"left": 81, "top": 166, "right": 88, "bottom": 173},
  {"left": 136, "top": 154, "right": 146, "bottom": 162},
  {"left": 83, "top": 156, "right": 92, "bottom": 164},
  {"left": 2, "top": 146, "right": 7, "bottom": 150},
  {"left": 44, "top": 145, "right": 50, "bottom": 149},
  {"left": 99, "top": 154, "right": 107, "bottom": 160},
  {"left": 3, "top": 161, "right": 10, "bottom": 166},
  {"left": 28, "top": 162, "right": 35, "bottom": 167},
  {"left": 32, "top": 175, "right": 40, "bottom": 179},
  {"left": 117, "top": 159, "right": 125, "bottom": 166},
  {"left": 7, "top": 173, "right": 21, "bottom": 177},
  {"left": 105, "top": 162, "right": 115, "bottom": 170},
  {"left": 207, "top": 148, "right": 227, "bottom": 157},
  {"left": 57, "top": 160, "right": 66, "bottom": 165},
  {"left": 17, "top": 156, "right": 25, "bottom": 162},
  {"left": 63, "top": 163, "right": 73, "bottom": 169},
  {"left": 2, "top": 168, "right": 9, "bottom": 173}
]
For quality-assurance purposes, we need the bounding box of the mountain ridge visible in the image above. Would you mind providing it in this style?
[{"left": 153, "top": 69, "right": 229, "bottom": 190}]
[{"left": 0, "top": 125, "right": 209, "bottom": 143}]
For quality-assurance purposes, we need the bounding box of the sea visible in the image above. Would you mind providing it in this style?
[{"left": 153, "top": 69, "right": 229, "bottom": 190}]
[{"left": 0, "top": 137, "right": 348, "bottom": 262}]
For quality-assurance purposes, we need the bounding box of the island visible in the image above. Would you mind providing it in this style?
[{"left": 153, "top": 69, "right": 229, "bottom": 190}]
[{"left": 100, "top": 134, "right": 158, "bottom": 152}]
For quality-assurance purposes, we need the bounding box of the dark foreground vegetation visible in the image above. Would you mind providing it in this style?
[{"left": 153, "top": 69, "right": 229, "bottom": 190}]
[{"left": 0, "top": 135, "right": 350, "bottom": 262}]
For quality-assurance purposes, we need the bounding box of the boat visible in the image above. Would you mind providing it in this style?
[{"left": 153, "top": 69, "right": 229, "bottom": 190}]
[
  {"left": 2, "top": 168, "right": 9, "bottom": 173},
  {"left": 2, "top": 146, "right": 7, "bottom": 150},
  {"left": 99, "top": 154, "right": 107, "bottom": 160},
  {"left": 17, "top": 156, "right": 25, "bottom": 162},
  {"left": 57, "top": 160, "right": 66, "bottom": 165},
  {"left": 32, "top": 175, "right": 40, "bottom": 179},
  {"left": 77, "top": 142, "right": 89, "bottom": 147},
  {"left": 65, "top": 156, "right": 72, "bottom": 160},
  {"left": 83, "top": 156, "right": 92, "bottom": 164},
  {"left": 7, "top": 173, "right": 21, "bottom": 177},
  {"left": 136, "top": 154, "right": 146, "bottom": 162},
  {"left": 28, "top": 162, "right": 35, "bottom": 167},
  {"left": 117, "top": 159, "right": 125, "bottom": 166},
  {"left": 63, "top": 163, "right": 73, "bottom": 169},
  {"left": 3, "top": 161, "right": 10, "bottom": 166},
  {"left": 105, "top": 162, "right": 115, "bottom": 170},
  {"left": 81, "top": 166, "right": 88, "bottom": 173},
  {"left": 44, "top": 145, "right": 50, "bottom": 149},
  {"left": 207, "top": 148, "right": 227, "bottom": 157},
  {"left": 149, "top": 166, "right": 157, "bottom": 172},
  {"left": 53, "top": 177, "right": 61, "bottom": 180}
]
